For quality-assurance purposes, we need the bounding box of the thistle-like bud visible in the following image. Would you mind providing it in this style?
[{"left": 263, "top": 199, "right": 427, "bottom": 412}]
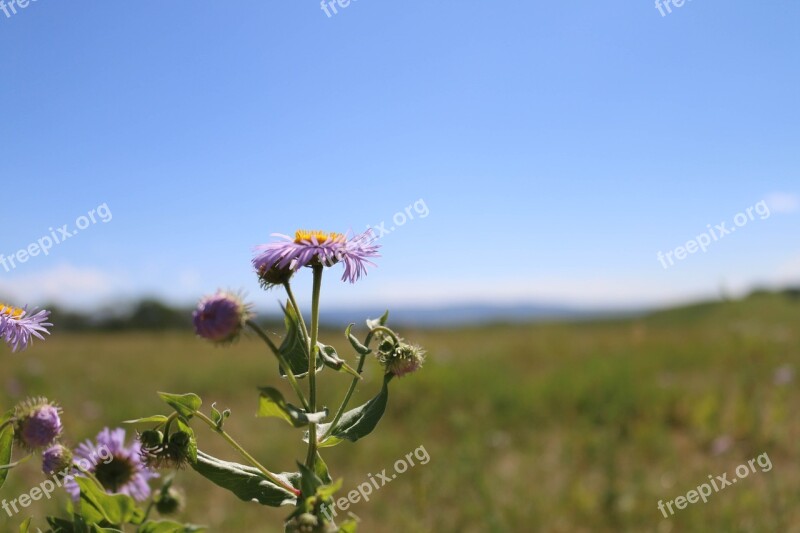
[
  {"left": 140, "top": 430, "right": 192, "bottom": 470},
  {"left": 14, "top": 397, "right": 63, "bottom": 451},
  {"left": 257, "top": 264, "right": 295, "bottom": 290},
  {"left": 285, "top": 513, "right": 323, "bottom": 533},
  {"left": 155, "top": 486, "right": 185, "bottom": 515},
  {"left": 42, "top": 444, "right": 73, "bottom": 477},
  {"left": 192, "top": 291, "right": 251, "bottom": 345},
  {"left": 378, "top": 341, "right": 425, "bottom": 378}
]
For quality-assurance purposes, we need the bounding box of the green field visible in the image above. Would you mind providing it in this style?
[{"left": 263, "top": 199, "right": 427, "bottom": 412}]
[{"left": 2, "top": 292, "right": 799, "bottom": 532}]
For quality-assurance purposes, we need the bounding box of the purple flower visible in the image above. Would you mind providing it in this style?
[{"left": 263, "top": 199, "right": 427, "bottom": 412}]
[
  {"left": 0, "top": 303, "right": 52, "bottom": 353},
  {"left": 13, "top": 397, "right": 62, "bottom": 450},
  {"left": 253, "top": 230, "right": 380, "bottom": 284},
  {"left": 192, "top": 291, "right": 251, "bottom": 344},
  {"left": 42, "top": 444, "right": 73, "bottom": 476},
  {"left": 66, "top": 428, "right": 158, "bottom": 502}
]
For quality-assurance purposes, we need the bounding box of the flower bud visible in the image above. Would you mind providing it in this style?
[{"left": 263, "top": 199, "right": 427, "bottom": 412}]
[
  {"left": 192, "top": 291, "right": 251, "bottom": 345},
  {"left": 257, "top": 264, "right": 295, "bottom": 289},
  {"left": 379, "top": 342, "right": 425, "bottom": 378},
  {"left": 14, "top": 397, "right": 63, "bottom": 450},
  {"left": 139, "top": 429, "right": 164, "bottom": 449},
  {"left": 42, "top": 444, "right": 73, "bottom": 477},
  {"left": 285, "top": 513, "right": 320, "bottom": 533},
  {"left": 155, "top": 486, "right": 185, "bottom": 515},
  {"left": 140, "top": 430, "right": 192, "bottom": 470}
]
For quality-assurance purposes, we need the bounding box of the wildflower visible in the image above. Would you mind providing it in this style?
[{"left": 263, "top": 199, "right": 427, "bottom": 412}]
[
  {"left": 253, "top": 230, "right": 380, "bottom": 284},
  {"left": 192, "top": 291, "right": 251, "bottom": 344},
  {"left": 66, "top": 428, "right": 158, "bottom": 502},
  {"left": 378, "top": 341, "right": 425, "bottom": 378},
  {"left": 13, "top": 397, "right": 63, "bottom": 451},
  {"left": 0, "top": 303, "right": 51, "bottom": 353},
  {"left": 42, "top": 444, "right": 74, "bottom": 477}
]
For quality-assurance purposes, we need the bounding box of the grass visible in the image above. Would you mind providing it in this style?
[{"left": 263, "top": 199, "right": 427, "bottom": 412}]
[{"left": 1, "top": 291, "right": 799, "bottom": 532}]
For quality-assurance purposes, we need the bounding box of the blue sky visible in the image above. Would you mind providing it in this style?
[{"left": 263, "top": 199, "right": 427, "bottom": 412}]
[{"left": 1, "top": 1, "right": 798, "bottom": 312}]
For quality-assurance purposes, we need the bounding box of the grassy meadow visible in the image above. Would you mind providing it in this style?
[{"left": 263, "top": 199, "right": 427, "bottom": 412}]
[{"left": 1, "top": 291, "right": 799, "bottom": 532}]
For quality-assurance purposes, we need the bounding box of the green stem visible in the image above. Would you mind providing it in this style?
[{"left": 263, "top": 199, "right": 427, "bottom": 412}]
[
  {"left": 246, "top": 319, "right": 310, "bottom": 411},
  {"left": 163, "top": 412, "right": 179, "bottom": 438},
  {"left": 283, "top": 281, "right": 311, "bottom": 345},
  {"left": 195, "top": 411, "right": 300, "bottom": 496},
  {"left": 322, "top": 350, "right": 369, "bottom": 440},
  {"left": 305, "top": 265, "right": 323, "bottom": 469},
  {"left": 369, "top": 326, "right": 400, "bottom": 344},
  {"left": 139, "top": 500, "right": 155, "bottom": 528}
]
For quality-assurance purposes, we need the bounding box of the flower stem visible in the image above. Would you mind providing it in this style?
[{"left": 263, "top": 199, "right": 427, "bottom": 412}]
[
  {"left": 283, "top": 281, "right": 311, "bottom": 345},
  {"left": 322, "top": 350, "right": 369, "bottom": 440},
  {"left": 195, "top": 411, "right": 300, "bottom": 496},
  {"left": 305, "top": 264, "right": 323, "bottom": 469},
  {"left": 369, "top": 326, "right": 400, "bottom": 344},
  {"left": 246, "top": 319, "right": 310, "bottom": 411}
]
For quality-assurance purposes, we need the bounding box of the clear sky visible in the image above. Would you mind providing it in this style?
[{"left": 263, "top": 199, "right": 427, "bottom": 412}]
[{"left": 1, "top": 1, "right": 798, "bottom": 312}]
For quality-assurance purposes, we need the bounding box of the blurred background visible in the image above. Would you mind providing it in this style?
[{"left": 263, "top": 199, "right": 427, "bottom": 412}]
[{"left": 1, "top": 1, "right": 799, "bottom": 531}]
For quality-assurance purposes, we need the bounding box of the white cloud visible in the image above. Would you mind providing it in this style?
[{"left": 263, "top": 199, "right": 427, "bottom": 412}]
[
  {"left": 0, "top": 264, "right": 131, "bottom": 308},
  {"left": 765, "top": 192, "right": 800, "bottom": 214},
  {"left": 775, "top": 254, "right": 800, "bottom": 285}
]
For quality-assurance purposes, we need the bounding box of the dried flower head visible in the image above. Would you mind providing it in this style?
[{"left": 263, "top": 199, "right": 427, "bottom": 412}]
[{"left": 378, "top": 341, "right": 425, "bottom": 378}]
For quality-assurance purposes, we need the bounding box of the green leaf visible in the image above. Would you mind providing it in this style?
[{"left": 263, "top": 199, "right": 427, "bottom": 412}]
[
  {"left": 338, "top": 519, "right": 359, "bottom": 532},
  {"left": 157, "top": 393, "right": 202, "bottom": 419},
  {"left": 76, "top": 477, "right": 143, "bottom": 525},
  {"left": 0, "top": 409, "right": 15, "bottom": 490},
  {"left": 257, "top": 388, "right": 327, "bottom": 428},
  {"left": 191, "top": 451, "right": 298, "bottom": 507},
  {"left": 47, "top": 516, "right": 87, "bottom": 533},
  {"left": 174, "top": 418, "right": 198, "bottom": 464},
  {"left": 314, "top": 478, "right": 342, "bottom": 503},
  {"left": 365, "top": 310, "right": 389, "bottom": 330},
  {"left": 314, "top": 452, "right": 332, "bottom": 485},
  {"left": 19, "top": 517, "right": 32, "bottom": 533},
  {"left": 297, "top": 462, "right": 323, "bottom": 500},
  {"left": 317, "top": 374, "right": 392, "bottom": 447},
  {"left": 278, "top": 302, "right": 324, "bottom": 379},
  {"left": 345, "top": 324, "right": 371, "bottom": 355},
  {"left": 210, "top": 403, "right": 229, "bottom": 429},
  {"left": 138, "top": 520, "right": 206, "bottom": 533},
  {"left": 318, "top": 343, "right": 361, "bottom": 379},
  {"left": 122, "top": 415, "right": 170, "bottom": 425}
]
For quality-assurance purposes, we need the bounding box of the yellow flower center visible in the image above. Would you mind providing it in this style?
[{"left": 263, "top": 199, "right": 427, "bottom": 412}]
[
  {"left": 0, "top": 303, "right": 24, "bottom": 318},
  {"left": 294, "top": 230, "right": 345, "bottom": 244}
]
